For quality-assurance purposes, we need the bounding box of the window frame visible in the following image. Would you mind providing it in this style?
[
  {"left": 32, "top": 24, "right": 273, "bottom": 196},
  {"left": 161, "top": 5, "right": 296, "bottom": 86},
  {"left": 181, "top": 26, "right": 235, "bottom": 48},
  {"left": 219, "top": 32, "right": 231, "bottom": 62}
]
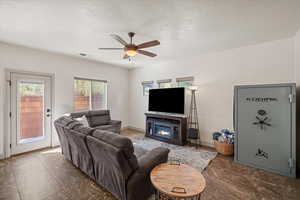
[
  {"left": 142, "top": 81, "right": 154, "bottom": 96},
  {"left": 176, "top": 76, "right": 194, "bottom": 88},
  {"left": 73, "top": 77, "right": 108, "bottom": 111},
  {"left": 157, "top": 79, "right": 172, "bottom": 88}
]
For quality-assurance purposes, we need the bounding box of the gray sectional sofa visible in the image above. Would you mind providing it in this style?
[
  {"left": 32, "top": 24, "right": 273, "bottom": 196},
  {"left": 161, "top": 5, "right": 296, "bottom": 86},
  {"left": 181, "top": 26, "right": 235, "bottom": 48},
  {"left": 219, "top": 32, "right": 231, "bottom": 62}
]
[
  {"left": 69, "top": 110, "right": 122, "bottom": 134},
  {"left": 54, "top": 115, "right": 170, "bottom": 200}
]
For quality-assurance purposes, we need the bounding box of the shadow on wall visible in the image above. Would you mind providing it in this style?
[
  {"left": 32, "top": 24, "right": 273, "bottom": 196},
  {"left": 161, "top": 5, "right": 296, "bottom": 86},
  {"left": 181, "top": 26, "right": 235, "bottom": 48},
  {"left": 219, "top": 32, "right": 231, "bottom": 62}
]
[{"left": 296, "top": 87, "right": 300, "bottom": 177}]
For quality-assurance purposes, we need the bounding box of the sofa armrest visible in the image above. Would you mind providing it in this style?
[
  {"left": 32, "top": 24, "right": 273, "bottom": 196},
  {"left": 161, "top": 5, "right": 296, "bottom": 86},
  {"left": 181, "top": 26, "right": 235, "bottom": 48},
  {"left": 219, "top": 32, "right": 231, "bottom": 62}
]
[
  {"left": 137, "top": 147, "right": 169, "bottom": 174},
  {"left": 109, "top": 120, "right": 121, "bottom": 126},
  {"left": 126, "top": 147, "right": 169, "bottom": 200}
]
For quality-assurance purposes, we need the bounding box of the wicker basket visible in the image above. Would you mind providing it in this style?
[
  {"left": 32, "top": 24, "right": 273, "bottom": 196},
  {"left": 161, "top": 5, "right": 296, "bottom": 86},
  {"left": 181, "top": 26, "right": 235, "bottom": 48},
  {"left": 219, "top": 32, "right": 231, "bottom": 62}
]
[{"left": 214, "top": 141, "right": 234, "bottom": 156}]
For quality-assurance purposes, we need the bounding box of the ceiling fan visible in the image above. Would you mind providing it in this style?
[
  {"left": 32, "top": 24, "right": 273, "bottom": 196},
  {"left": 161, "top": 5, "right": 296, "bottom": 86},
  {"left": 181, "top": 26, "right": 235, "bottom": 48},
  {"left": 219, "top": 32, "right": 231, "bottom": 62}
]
[{"left": 98, "top": 32, "right": 160, "bottom": 59}]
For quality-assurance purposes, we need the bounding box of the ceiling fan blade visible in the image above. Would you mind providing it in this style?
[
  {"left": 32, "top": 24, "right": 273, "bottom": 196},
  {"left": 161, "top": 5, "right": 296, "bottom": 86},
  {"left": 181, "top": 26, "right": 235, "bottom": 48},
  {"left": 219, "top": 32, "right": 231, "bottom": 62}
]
[
  {"left": 110, "top": 34, "right": 128, "bottom": 46},
  {"left": 123, "top": 54, "right": 129, "bottom": 59},
  {"left": 137, "top": 40, "right": 160, "bottom": 49},
  {"left": 137, "top": 50, "right": 157, "bottom": 57},
  {"left": 98, "top": 48, "right": 123, "bottom": 50}
]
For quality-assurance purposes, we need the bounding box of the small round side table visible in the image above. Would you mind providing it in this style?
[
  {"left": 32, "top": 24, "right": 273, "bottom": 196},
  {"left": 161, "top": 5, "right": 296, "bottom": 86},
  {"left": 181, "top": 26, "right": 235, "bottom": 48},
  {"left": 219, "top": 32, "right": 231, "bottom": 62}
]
[{"left": 150, "top": 163, "right": 206, "bottom": 200}]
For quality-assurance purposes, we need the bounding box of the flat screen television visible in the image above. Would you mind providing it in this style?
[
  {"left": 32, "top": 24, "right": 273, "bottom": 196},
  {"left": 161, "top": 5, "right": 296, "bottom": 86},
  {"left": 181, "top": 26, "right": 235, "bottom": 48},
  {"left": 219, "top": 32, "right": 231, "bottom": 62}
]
[{"left": 148, "top": 87, "right": 185, "bottom": 114}]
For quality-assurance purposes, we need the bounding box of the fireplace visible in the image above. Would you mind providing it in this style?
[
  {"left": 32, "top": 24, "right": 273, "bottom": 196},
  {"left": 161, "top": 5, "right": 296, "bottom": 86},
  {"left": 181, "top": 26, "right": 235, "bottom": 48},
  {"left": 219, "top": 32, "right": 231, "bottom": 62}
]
[
  {"left": 154, "top": 124, "right": 173, "bottom": 139},
  {"left": 145, "top": 113, "right": 187, "bottom": 145}
]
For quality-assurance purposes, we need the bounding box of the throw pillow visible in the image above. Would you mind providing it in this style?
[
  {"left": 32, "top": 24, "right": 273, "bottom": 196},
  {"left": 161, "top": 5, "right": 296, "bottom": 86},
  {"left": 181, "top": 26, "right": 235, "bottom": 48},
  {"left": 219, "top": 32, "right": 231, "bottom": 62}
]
[{"left": 74, "top": 115, "right": 89, "bottom": 127}]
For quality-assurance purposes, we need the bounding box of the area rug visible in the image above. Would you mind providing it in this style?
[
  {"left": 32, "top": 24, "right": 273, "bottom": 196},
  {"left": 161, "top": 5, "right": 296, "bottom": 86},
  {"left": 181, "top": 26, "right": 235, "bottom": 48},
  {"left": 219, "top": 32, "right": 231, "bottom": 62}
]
[{"left": 129, "top": 134, "right": 217, "bottom": 172}]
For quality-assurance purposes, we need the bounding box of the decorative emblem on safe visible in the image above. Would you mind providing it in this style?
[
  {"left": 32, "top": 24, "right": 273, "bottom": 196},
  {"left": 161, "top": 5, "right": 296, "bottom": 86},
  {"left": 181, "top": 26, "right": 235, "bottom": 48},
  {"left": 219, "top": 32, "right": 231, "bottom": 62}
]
[
  {"left": 255, "top": 148, "right": 268, "bottom": 159},
  {"left": 257, "top": 109, "right": 266, "bottom": 116},
  {"left": 253, "top": 109, "right": 271, "bottom": 130}
]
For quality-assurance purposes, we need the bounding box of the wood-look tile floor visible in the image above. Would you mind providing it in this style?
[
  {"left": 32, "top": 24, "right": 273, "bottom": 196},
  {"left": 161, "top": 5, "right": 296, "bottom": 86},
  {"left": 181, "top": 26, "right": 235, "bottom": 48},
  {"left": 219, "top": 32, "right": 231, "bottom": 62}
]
[{"left": 1, "top": 130, "right": 299, "bottom": 200}]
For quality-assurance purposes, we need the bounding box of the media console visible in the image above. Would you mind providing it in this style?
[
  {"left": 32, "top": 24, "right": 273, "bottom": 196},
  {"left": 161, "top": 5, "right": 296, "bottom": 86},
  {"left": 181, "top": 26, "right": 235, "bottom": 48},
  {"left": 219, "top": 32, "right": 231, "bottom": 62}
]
[{"left": 145, "top": 112, "right": 187, "bottom": 145}]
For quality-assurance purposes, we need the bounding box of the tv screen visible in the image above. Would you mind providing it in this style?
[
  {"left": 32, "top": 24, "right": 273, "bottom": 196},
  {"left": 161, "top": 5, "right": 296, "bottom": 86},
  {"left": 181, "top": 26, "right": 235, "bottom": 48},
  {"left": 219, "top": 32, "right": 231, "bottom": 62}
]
[{"left": 148, "top": 88, "right": 185, "bottom": 114}]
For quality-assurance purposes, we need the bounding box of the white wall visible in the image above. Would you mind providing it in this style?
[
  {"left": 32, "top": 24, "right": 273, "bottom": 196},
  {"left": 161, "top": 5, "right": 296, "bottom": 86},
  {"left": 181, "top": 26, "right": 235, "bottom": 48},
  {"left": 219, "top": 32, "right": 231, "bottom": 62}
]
[
  {"left": 294, "top": 30, "right": 300, "bottom": 169},
  {"left": 0, "top": 42, "right": 129, "bottom": 157},
  {"left": 295, "top": 30, "right": 300, "bottom": 81},
  {"left": 128, "top": 38, "right": 295, "bottom": 147},
  {"left": 0, "top": 36, "right": 298, "bottom": 157}
]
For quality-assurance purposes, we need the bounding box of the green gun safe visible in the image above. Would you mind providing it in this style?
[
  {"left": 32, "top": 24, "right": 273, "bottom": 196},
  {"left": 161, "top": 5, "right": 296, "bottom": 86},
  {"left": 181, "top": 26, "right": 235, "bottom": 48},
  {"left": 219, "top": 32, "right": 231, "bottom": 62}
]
[{"left": 234, "top": 84, "right": 296, "bottom": 177}]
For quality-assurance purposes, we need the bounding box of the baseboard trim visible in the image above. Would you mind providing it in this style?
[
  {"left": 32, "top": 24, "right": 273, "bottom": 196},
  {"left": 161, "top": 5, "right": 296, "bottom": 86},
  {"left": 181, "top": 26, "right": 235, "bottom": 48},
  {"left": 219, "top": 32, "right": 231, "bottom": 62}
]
[
  {"left": 188, "top": 140, "right": 215, "bottom": 148},
  {"left": 121, "top": 126, "right": 129, "bottom": 131},
  {"left": 200, "top": 141, "right": 215, "bottom": 148},
  {"left": 123, "top": 126, "right": 145, "bottom": 133}
]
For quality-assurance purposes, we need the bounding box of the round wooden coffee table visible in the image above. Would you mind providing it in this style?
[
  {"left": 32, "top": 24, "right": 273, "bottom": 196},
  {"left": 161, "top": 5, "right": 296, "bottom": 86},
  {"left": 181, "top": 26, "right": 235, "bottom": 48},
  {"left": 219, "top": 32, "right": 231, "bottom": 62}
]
[{"left": 150, "top": 163, "right": 206, "bottom": 200}]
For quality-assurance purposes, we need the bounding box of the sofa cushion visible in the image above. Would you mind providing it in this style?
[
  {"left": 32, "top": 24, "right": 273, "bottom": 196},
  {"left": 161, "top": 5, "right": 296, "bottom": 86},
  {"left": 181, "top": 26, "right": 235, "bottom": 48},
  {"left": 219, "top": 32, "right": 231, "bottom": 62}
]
[
  {"left": 72, "top": 125, "right": 95, "bottom": 135},
  {"left": 91, "top": 130, "right": 138, "bottom": 170},
  {"left": 86, "top": 136, "right": 132, "bottom": 200},
  {"left": 126, "top": 147, "right": 170, "bottom": 200},
  {"left": 67, "top": 121, "right": 83, "bottom": 129},
  {"left": 94, "top": 124, "right": 114, "bottom": 130},
  {"left": 94, "top": 125, "right": 120, "bottom": 134},
  {"left": 70, "top": 111, "right": 89, "bottom": 118},
  {"left": 54, "top": 117, "right": 74, "bottom": 161},
  {"left": 92, "top": 130, "right": 132, "bottom": 152},
  {"left": 67, "top": 130, "right": 95, "bottom": 179},
  {"left": 55, "top": 116, "right": 74, "bottom": 126},
  {"left": 133, "top": 145, "right": 148, "bottom": 158},
  {"left": 87, "top": 110, "right": 111, "bottom": 127}
]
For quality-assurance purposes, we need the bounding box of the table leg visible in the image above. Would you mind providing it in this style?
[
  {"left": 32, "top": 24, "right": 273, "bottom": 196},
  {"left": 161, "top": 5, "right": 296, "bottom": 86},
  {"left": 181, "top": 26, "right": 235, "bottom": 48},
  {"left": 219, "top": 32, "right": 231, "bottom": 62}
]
[
  {"left": 155, "top": 190, "right": 158, "bottom": 200},
  {"left": 197, "top": 194, "right": 201, "bottom": 200},
  {"left": 155, "top": 191, "right": 203, "bottom": 200}
]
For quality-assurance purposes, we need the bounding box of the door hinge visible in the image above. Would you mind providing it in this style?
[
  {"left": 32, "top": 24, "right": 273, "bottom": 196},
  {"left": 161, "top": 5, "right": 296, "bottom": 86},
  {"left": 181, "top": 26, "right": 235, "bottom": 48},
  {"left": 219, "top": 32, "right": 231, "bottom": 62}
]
[
  {"left": 288, "top": 158, "right": 293, "bottom": 168},
  {"left": 7, "top": 80, "right": 11, "bottom": 86},
  {"left": 10, "top": 144, "right": 11, "bottom": 149},
  {"left": 9, "top": 112, "right": 12, "bottom": 118},
  {"left": 288, "top": 94, "right": 295, "bottom": 103}
]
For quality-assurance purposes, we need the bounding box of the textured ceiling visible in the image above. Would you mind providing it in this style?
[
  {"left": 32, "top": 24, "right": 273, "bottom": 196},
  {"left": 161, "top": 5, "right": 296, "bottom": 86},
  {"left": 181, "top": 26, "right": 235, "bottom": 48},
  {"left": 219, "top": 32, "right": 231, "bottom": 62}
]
[{"left": 0, "top": 0, "right": 300, "bottom": 68}]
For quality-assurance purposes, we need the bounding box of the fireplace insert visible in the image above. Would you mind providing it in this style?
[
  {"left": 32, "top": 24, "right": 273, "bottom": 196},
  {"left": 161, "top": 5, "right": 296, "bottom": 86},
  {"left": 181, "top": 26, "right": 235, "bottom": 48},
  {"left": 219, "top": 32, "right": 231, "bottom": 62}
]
[{"left": 145, "top": 113, "right": 187, "bottom": 145}]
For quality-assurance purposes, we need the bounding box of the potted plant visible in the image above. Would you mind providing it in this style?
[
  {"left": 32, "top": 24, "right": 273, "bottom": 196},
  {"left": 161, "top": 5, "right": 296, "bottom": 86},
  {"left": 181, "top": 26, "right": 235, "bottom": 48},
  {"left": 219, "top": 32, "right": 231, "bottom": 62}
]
[{"left": 212, "top": 129, "right": 234, "bottom": 156}]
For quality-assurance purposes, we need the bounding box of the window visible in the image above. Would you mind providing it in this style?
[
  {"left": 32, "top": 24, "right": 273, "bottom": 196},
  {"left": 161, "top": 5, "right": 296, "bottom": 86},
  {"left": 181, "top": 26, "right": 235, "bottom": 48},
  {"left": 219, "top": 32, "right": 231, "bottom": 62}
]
[
  {"left": 142, "top": 81, "right": 154, "bottom": 96},
  {"left": 176, "top": 77, "right": 194, "bottom": 88},
  {"left": 74, "top": 78, "right": 107, "bottom": 111},
  {"left": 157, "top": 79, "right": 172, "bottom": 88}
]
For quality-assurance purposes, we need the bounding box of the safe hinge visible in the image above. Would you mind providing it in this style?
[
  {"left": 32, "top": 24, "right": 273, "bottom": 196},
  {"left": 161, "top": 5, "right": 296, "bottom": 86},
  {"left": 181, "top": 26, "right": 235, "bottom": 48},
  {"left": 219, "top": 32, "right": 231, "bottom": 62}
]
[
  {"left": 288, "top": 94, "right": 295, "bottom": 103},
  {"left": 288, "top": 158, "right": 294, "bottom": 168}
]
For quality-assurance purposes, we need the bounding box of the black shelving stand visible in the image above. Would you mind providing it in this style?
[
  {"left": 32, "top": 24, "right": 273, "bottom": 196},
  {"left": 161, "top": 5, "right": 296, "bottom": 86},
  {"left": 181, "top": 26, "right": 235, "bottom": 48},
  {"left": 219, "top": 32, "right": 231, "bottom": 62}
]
[{"left": 187, "top": 88, "right": 200, "bottom": 147}]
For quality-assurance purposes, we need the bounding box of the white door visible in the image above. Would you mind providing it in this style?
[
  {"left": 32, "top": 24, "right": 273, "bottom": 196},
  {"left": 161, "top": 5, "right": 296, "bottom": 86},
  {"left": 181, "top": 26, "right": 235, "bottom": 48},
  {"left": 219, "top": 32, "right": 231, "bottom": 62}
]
[{"left": 10, "top": 73, "right": 52, "bottom": 155}]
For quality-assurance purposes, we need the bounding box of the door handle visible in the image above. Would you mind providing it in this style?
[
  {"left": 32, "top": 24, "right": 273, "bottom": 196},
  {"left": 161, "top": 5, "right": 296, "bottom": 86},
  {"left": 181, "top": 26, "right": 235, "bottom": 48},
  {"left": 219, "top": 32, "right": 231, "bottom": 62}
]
[{"left": 46, "top": 108, "right": 51, "bottom": 117}]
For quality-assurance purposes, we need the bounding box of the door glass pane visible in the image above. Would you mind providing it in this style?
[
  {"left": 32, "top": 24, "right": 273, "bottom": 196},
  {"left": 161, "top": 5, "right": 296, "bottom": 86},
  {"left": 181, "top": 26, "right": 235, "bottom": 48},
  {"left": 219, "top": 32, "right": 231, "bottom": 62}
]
[
  {"left": 92, "top": 81, "right": 107, "bottom": 110},
  {"left": 19, "top": 81, "right": 44, "bottom": 143},
  {"left": 74, "top": 79, "right": 91, "bottom": 111}
]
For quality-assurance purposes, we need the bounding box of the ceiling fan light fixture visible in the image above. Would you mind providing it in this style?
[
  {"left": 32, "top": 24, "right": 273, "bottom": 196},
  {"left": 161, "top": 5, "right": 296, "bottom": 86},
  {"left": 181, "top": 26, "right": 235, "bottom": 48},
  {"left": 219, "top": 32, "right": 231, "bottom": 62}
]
[
  {"left": 98, "top": 32, "right": 160, "bottom": 59},
  {"left": 126, "top": 49, "right": 137, "bottom": 56}
]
